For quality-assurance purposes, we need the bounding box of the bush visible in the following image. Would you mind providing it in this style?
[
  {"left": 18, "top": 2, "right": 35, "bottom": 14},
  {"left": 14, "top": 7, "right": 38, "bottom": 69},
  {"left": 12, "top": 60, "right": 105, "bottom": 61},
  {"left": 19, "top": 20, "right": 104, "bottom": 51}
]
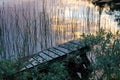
[
  {"left": 0, "top": 59, "right": 24, "bottom": 80},
  {"left": 82, "top": 29, "right": 120, "bottom": 80}
]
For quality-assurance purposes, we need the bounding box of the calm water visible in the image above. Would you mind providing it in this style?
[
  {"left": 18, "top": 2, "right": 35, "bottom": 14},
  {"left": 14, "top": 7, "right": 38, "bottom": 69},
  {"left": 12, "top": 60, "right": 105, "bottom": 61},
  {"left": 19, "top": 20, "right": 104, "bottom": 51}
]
[{"left": 0, "top": 0, "right": 119, "bottom": 59}]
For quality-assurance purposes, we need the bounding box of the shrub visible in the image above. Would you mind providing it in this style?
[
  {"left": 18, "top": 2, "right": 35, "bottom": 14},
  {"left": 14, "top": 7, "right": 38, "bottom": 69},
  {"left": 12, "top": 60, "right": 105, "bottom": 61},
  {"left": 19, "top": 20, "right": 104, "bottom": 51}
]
[
  {"left": 0, "top": 59, "right": 24, "bottom": 80},
  {"left": 82, "top": 29, "right": 120, "bottom": 80}
]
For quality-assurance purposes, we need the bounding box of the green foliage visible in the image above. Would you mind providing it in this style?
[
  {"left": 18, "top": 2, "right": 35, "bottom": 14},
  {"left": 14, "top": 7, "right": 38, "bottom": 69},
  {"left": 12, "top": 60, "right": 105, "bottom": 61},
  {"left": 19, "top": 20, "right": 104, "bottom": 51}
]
[
  {"left": 16, "top": 62, "right": 70, "bottom": 80},
  {"left": 81, "top": 29, "right": 105, "bottom": 46},
  {"left": 39, "top": 62, "right": 69, "bottom": 80},
  {"left": 82, "top": 29, "right": 120, "bottom": 80},
  {"left": 0, "top": 59, "right": 24, "bottom": 80},
  {"left": 66, "top": 53, "right": 83, "bottom": 64},
  {"left": 0, "top": 48, "right": 2, "bottom": 55}
]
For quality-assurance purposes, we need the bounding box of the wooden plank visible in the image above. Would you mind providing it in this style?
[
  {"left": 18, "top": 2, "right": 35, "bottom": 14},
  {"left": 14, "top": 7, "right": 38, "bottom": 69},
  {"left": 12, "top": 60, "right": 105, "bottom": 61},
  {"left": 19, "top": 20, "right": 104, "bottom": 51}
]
[
  {"left": 58, "top": 44, "right": 70, "bottom": 50},
  {"left": 48, "top": 48, "right": 65, "bottom": 56},
  {"left": 39, "top": 52, "right": 52, "bottom": 61},
  {"left": 65, "top": 42, "right": 79, "bottom": 50},
  {"left": 29, "top": 58, "right": 34, "bottom": 62},
  {"left": 67, "top": 42, "right": 79, "bottom": 47},
  {"left": 30, "top": 60, "right": 39, "bottom": 66},
  {"left": 25, "top": 63, "right": 33, "bottom": 69},
  {"left": 23, "top": 61, "right": 34, "bottom": 69},
  {"left": 53, "top": 46, "right": 69, "bottom": 53},
  {"left": 43, "top": 50, "right": 59, "bottom": 58},
  {"left": 47, "top": 48, "right": 64, "bottom": 56},
  {"left": 69, "top": 40, "right": 85, "bottom": 49},
  {"left": 38, "top": 54, "right": 46, "bottom": 61},
  {"left": 69, "top": 40, "right": 81, "bottom": 45},
  {"left": 58, "top": 42, "right": 77, "bottom": 51},
  {"left": 33, "top": 55, "right": 43, "bottom": 63},
  {"left": 42, "top": 51, "right": 54, "bottom": 59},
  {"left": 28, "top": 58, "right": 38, "bottom": 66}
]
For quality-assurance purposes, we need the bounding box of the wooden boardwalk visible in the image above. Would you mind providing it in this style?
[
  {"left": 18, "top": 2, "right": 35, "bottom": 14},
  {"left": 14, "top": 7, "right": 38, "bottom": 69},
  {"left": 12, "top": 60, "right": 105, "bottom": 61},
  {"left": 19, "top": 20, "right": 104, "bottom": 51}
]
[{"left": 20, "top": 40, "right": 85, "bottom": 72}]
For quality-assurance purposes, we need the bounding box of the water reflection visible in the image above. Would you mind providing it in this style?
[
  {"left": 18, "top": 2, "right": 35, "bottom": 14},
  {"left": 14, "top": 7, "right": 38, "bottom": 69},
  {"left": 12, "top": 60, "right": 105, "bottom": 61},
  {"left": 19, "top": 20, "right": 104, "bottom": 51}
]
[{"left": 0, "top": 0, "right": 118, "bottom": 59}]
